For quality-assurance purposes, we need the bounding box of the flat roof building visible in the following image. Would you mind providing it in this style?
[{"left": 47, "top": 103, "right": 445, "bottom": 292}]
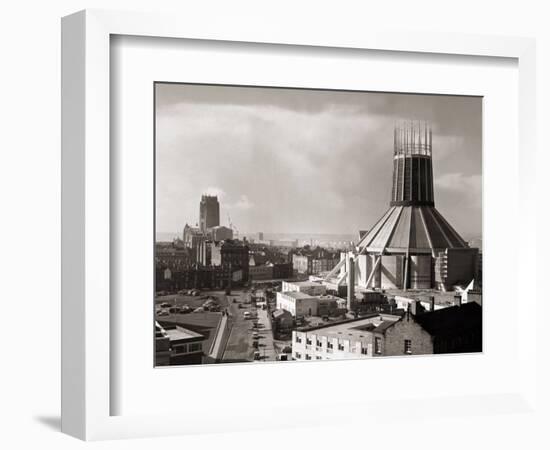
[{"left": 276, "top": 291, "right": 344, "bottom": 318}]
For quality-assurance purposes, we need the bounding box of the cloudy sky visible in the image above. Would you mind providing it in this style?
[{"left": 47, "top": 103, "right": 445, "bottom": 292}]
[{"left": 155, "top": 83, "right": 482, "bottom": 240}]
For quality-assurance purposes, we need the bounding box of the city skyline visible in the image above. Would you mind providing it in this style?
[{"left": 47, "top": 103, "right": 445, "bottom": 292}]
[{"left": 155, "top": 84, "right": 482, "bottom": 239}]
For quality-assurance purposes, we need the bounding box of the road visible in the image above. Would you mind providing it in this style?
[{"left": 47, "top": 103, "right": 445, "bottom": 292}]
[
  {"left": 221, "top": 291, "right": 255, "bottom": 363},
  {"left": 253, "top": 307, "right": 277, "bottom": 362}
]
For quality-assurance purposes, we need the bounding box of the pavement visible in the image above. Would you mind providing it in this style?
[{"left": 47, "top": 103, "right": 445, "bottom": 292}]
[
  {"left": 208, "top": 313, "right": 229, "bottom": 360},
  {"left": 253, "top": 307, "right": 277, "bottom": 362}
]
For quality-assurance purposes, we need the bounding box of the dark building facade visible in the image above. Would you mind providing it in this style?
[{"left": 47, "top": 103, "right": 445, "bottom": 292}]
[
  {"left": 199, "top": 195, "right": 220, "bottom": 233},
  {"left": 211, "top": 240, "right": 250, "bottom": 282},
  {"left": 415, "top": 302, "right": 482, "bottom": 354}
]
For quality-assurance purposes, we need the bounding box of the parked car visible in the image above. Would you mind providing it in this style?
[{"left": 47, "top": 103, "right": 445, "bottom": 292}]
[
  {"left": 252, "top": 331, "right": 259, "bottom": 339},
  {"left": 160, "top": 302, "right": 172, "bottom": 308},
  {"left": 157, "top": 310, "right": 169, "bottom": 317},
  {"left": 169, "top": 307, "right": 182, "bottom": 314},
  {"left": 243, "top": 311, "right": 251, "bottom": 319},
  {"left": 193, "top": 307, "right": 205, "bottom": 313}
]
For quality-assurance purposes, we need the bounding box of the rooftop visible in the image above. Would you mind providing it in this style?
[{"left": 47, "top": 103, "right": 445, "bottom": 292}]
[
  {"left": 164, "top": 326, "right": 204, "bottom": 342},
  {"left": 281, "top": 291, "right": 313, "bottom": 300},
  {"left": 298, "top": 314, "right": 401, "bottom": 340},
  {"left": 357, "top": 205, "right": 468, "bottom": 253},
  {"left": 286, "top": 280, "right": 325, "bottom": 288}
]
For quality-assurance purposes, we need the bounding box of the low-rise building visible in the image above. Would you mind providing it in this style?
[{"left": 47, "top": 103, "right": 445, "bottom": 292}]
[
  {"left": 292, "top": 247, "right": 340, "bottom": 275},
  {"left": 155, "top": 322, "right": 205, "bottom": 366},
  {"left": 292, "top": 314, "right": 417, "bottom": 360},
  {"left": 209, "top": 225, "right": 233, "bottom": 242},
  {"left": 155, "top": 244, "right": 193, "bottom": 271},
  {"left": 272, "top": 308, "right": 294, "bottom": 337},
  {"left": 249, "top": 264, "right": 274, "bottom": 281},
  {"left": 273, "top": 262, "right": 293, "bottom": 279},
  {"left": 211, "top": 240, "right": 250, "bottom": 282},
  {"left": 276, "top": 291, "right": 342, "bottom": 318},
  {"left": 291, "top": 301, "right": 482, "bottom": 360},
  {"left": 282, "top": 280, "right": 327, "bottom": 296}
]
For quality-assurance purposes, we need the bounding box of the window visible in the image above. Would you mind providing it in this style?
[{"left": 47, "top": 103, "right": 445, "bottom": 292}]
[
  {"left": 338, "top": 341, "right": 345, "bottom": 351},
  {"left": 404, "top": 339, "right": 412, "bottom": 354},
  {"left": 306, "top": 338, "right": 312, "bottom": 346},
  {"left": 295, "top": 335, "right": 302, "bottom": 344},
  {"left": 361, "top": 347, "right": 368, "bottom": 355},
  {"left": 189, "top": 342, "right": 202, "bottom": 352},
  {"left": 174, "top": 344, "right": 187, "bottom": 354},
  {"left": 327, "top": 341, "right": 333, "bottom": 349},
  {"left": 375, "top": 337, "right": 382, "bottom": 355},
  {"left": 295, "top": 352, "right": 301, "bottom": 359},
  {"left": 305, "top": 354, "right": 312, "bottom": 360},
  {"left": 316, "top": 356, "right": 322, "bottom": 360}
]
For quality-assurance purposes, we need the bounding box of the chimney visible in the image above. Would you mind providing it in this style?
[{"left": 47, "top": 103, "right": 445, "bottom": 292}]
[
  {"left": 454, "top": 294, "right": 462, "bottom": 307},
  {"left": 347, "top": 256, "right": 355, "bottom": 311},
  {"left": 410, "top": 300, "right": 422, "bottom": 316}
]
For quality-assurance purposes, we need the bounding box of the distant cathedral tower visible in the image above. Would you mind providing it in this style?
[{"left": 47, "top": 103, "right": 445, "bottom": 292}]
[{"left": 199, "top": 195, "right": 220, "bottom": 232}]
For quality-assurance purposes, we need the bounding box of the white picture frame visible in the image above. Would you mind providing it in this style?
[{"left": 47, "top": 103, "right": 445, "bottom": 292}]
[{"left": 61, "top": 9, "right": 538, "bottom": 441}]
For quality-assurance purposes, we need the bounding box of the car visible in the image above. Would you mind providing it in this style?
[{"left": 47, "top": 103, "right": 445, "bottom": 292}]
[
  {"left": 169, "top": 307, "right": 182, "bottom": 314},
  {"left": 157, "top": 310, "right": 169, "bottom": 316},
  {"left": 243, "top": 311, "right": 251, "bottom": 319},
  {"left": 252, "top": 331, "right": 259, "bottom": 339},
  {"left": 160, "top": 302, "right": 172, "bottom": 308},
  {"left": 193, "top": 307, "right": 205, "bottom": 313},
  {"left": 180, "top": 305, "right": 192, "bottom": 313}
]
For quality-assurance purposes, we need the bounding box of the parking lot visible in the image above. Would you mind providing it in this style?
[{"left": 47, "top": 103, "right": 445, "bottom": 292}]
[
  {"left": 156, "top": 288, "right": 282, "bottom": 364},
  {"left": 155, "top": 291, "right": 229, "bottom": 312}
]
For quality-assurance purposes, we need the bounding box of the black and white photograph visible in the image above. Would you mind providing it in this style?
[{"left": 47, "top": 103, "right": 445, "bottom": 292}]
[{"left": 154, "top": 83, "right": 483, "bottom": 367}]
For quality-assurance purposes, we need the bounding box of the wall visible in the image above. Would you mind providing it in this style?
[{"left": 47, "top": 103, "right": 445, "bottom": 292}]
[{"left": 383, "top": 316, "right": 433, "bottom": 356}]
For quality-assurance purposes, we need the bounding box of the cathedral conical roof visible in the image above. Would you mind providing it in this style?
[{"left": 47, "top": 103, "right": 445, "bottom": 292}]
[{"left": 357, "top": 205, "right": 468, "bottom": 254}]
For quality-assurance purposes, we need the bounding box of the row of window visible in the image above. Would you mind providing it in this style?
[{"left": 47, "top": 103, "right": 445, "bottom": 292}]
[
  {"left": 172, "top": 342, "right": 203, "bottom": 355},
  {"left": 296, "top": 336, "right": 412, "bottom": 355}
]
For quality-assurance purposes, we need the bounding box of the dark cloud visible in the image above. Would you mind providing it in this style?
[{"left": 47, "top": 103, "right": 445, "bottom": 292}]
[{"left": 155, "top": 83, "right": 482, "bottom": 240}]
